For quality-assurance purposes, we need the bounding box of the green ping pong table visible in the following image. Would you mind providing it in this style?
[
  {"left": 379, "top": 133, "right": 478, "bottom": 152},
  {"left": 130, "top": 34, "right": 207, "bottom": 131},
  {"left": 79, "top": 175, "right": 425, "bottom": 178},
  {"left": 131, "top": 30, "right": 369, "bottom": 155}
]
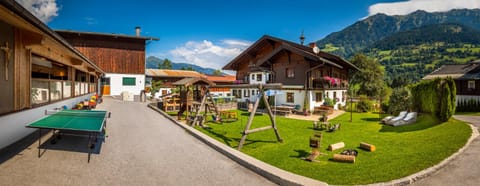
[{"left": 26, "top": 110, "right": 110, "bottom": 162}]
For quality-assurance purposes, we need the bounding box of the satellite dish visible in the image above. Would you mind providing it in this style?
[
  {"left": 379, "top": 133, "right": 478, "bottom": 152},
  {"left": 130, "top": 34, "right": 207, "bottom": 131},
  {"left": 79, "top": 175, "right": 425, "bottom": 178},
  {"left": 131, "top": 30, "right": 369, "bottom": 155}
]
[{"left": 313, "top": 46, "right": 320, "bottom": 54}]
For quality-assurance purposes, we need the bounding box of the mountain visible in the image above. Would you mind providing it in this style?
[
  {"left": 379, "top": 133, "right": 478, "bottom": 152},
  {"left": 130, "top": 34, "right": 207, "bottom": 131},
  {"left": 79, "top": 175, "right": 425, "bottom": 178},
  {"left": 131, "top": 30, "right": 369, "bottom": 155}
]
[
  {"left": 316, "top": 9, "right": 480, "bottom": 58},
  {"left": 146, "top": 56, "right": 221, "bottom": 75},
  {"left": 363, "top": 23, "right": 480, "bottom": 87}
]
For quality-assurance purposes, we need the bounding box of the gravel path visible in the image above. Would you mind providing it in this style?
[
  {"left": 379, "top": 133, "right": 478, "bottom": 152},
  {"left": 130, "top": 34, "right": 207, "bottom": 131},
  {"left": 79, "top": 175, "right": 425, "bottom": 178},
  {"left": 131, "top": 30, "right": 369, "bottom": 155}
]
[
  {"left": 0, "top": 97, "right": 275, "bottom": 186},
  {"left": 412, "top": 115, "right": 480, "bottom": 186}
]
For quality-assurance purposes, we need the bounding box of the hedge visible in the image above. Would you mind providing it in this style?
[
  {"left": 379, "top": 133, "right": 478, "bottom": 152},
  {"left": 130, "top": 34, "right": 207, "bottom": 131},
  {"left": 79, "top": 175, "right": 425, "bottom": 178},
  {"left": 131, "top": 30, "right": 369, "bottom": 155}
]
[{"left": 410, "top": 78, "right": 456, "bottom": 122}]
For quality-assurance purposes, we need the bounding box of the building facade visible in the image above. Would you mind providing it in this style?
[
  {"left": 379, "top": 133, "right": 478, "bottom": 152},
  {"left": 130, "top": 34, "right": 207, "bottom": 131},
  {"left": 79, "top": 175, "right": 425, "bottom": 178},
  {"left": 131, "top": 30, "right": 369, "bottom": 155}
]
[
  {"left": 0, "top": 0, "right": 104, "bottom": 149},
  {"left": 223, "top": 35, "right": 359, "bottom": 111},
  {"left": 56, "top": 29, "right": 158, "bottom": 96},
  {"left": 145, "top": 69, "right": 235, "bottom": 98},
  {"left": 423, "top": 60, "right": 480, "bottom": 103}
]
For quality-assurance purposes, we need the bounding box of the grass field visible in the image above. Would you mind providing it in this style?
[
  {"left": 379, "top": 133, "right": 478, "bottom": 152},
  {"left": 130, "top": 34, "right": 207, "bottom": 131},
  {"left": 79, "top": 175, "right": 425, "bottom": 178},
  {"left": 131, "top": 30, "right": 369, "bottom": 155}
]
[{"left": 194, "top": 111, "right": 471, "bottom": 185}]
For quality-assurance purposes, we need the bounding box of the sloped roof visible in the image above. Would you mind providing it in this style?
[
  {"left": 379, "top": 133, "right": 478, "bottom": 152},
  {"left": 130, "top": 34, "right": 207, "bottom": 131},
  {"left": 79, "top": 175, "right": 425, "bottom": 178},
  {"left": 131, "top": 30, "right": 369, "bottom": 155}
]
[
  {"left": 172, "top": 77, "right": 214, "bottom": 87},
  {"left": 205, "top": 75, "right": 236, "bottom": 83},
  {"left": 222, "top": 35, "right": 359, "bottom": 71},
  {"left": 146, "top": 69, "right": 206, "bottom": 78},
  {"left": 55, "top": 30, "right": 159, "bottom": 41},
  {"left": 423, "top": 61, "right": 480, "bottom": 80}
]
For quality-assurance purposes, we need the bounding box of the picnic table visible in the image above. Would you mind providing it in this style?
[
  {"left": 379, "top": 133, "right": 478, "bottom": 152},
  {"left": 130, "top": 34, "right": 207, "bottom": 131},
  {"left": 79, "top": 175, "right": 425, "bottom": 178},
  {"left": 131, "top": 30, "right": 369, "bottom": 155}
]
[{"left": 272, "top": 105, "right": 295, "bottom": 116}]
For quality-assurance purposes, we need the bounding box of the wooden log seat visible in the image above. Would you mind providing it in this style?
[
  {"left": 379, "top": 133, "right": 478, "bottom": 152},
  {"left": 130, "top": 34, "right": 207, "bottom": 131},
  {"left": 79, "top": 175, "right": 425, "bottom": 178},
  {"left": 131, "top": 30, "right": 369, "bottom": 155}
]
[
  {"left": 328, "top": 142, "right": 345, "bottom": 151},
  {"left": 360, "top": 142, "right": 376, "bottom": 152},
  {"left": 333, "top": 154, "right": 355, "bottom": 163}
]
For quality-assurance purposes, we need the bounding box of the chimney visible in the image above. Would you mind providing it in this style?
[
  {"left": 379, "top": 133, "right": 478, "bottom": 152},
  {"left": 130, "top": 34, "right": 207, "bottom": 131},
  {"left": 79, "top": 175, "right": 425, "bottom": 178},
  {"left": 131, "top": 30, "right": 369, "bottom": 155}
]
[
  {"left": 309, "top": 42, "right": 316, "bottom": 48},
  {"left": 135, "top": 26, "right": 141, "bottom": 37}
]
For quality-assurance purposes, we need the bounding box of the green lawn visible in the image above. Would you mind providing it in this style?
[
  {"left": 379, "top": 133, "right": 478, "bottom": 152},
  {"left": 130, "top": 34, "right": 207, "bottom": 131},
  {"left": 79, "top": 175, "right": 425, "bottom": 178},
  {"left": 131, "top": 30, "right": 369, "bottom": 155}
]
[{"left": 195, "top": 111, "right": 471, "bottom": 185}]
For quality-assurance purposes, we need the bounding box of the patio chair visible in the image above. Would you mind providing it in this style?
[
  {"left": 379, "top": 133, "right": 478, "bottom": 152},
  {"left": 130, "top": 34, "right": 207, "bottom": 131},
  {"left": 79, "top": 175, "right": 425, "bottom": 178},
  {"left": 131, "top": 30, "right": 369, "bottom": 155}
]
[
  {"left": 392, "top": 112, "right": 417, "bottom": 126},
  {"left": 385, "top": 111, "right": 408, "bottom": 126}
]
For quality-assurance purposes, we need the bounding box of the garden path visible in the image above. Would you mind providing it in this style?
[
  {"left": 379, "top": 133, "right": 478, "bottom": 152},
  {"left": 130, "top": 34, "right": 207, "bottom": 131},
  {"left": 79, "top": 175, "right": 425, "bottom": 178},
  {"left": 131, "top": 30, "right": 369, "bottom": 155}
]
[{"left": 412, "top": 115, "right": 480, "bottom": 186}]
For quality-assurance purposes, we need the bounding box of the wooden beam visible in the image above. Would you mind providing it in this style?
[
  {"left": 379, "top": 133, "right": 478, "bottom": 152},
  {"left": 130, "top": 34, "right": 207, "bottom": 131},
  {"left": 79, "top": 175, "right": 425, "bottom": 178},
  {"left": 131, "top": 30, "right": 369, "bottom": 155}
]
[
  {"left": 244, "top": 126, "right": 272, "bottom": 134},
  {"left": 212, "top": 83, "right": 282, "bottom": 89},
  {"left": 21, "top": 29, "right": 44, "bottom": 47},
  {"left": 87, "top": 66, "right": 95, "bottom": 72},
  {"left": 71, "top": 57, "right": 83, "bottom": 66}
]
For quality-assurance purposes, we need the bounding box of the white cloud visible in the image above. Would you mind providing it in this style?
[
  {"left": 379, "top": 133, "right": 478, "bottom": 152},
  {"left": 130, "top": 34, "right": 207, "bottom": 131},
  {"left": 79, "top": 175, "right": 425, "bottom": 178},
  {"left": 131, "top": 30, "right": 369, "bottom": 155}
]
[
  {"left": 169, "top": 39, "right": 252, "bottom": 70},
  {"left": 16, "top": 0, "right": 59, "bottom": 23},
  {"left": 368, "top": 0, "right": 480, "bottom": 16}
]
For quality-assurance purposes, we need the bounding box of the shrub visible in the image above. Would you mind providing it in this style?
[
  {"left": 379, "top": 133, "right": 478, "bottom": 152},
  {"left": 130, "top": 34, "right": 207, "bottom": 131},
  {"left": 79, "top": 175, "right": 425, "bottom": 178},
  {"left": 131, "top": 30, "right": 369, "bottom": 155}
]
[
  {"left": 410, "top": 77, "right": 456, "bottom": 122},
  {"left": 356, "top": 95, "right": 372, "bottom": 112},
  {"left": 324, "top": 97, "right": 334, "bottom": 106},
  {"left": 387, "top": 87, "right": 411, "bottom": 115}
]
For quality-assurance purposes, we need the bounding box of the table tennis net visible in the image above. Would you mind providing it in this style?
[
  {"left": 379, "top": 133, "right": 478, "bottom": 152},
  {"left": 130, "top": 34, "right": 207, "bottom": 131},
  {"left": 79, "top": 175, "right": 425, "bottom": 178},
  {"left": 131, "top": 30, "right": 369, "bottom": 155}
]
[{"left": 45, "top": 110, "right": 108, "bottom": 118}]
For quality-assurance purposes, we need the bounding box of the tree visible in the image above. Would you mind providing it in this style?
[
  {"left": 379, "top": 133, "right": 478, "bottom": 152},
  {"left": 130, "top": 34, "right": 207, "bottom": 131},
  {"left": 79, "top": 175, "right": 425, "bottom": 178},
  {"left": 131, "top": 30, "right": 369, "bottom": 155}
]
[
  {"left": 349, "top": 54, "right": 386, "bottom": 98},
  {"left": 387, "top": 87, "right": 411, "bottom": 115},
  {"left": 212, "top": 69, "right": 222, "bottom": 76},
  {"left": 162, "top": 58, "right": 172, "bottom": 69},
  {"left": 150, "top": 80, "right": 164, "bottom": 98}
]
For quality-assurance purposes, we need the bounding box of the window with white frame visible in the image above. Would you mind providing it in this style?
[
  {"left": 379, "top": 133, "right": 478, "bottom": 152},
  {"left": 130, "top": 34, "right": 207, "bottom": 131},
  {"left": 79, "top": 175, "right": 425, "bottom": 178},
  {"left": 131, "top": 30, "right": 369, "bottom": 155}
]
[{"left": 468, "top": 80, "right": 475, "bottom": 89}]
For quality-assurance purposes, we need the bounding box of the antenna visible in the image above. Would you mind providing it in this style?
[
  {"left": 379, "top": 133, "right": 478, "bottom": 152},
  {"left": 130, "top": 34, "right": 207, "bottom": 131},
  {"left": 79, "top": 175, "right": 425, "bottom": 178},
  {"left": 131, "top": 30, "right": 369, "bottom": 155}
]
[{"left": 299, "top": 30, "right": 305, "bottom": 45}]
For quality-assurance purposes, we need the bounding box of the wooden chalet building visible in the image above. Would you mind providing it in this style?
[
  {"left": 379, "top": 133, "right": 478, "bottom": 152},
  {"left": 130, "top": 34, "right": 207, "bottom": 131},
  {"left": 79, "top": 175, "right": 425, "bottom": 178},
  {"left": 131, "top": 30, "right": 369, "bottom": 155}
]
[
  {"left": 223, "top": 35, "right": 359, "bottom": 112},
  {"left": 423, "top": 60, "right": 480, "bottom": 103},
  {"left": 205, "top": 75, "right": 236, "bottom": 97},
  {"left": 145, "top": 69, "right": 206, "bottom": 98},
  {"left": 56, "top": 29, "right": 158, "bottom": 97},
  {"left": 145, "top": 69, "right": 235, "bottom": 98},
  {"left": 0, "top": 0, "right": 104, "bottom": 149}
]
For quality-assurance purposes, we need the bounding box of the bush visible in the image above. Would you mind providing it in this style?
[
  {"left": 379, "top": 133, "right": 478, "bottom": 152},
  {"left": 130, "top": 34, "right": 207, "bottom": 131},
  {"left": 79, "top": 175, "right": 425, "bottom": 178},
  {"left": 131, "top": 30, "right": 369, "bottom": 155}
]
[
  {"left": 324, "top": 97, "right": 334, "bottom": 106},
  {"left": 387, "top": 87, "right": 411, "bottom": 115},
  {"left": 356, "top": 95, "right": 372, "bottom": 112},
  {"left": 410, "top": 77, "right": 456, "bottom": 122}
]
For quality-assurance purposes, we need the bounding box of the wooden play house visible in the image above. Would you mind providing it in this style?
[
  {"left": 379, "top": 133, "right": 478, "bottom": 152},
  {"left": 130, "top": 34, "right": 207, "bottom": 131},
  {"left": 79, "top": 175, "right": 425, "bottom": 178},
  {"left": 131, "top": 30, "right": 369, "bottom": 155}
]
[{"left": 172, "top": 77, "right": 218, "bottom": 125}]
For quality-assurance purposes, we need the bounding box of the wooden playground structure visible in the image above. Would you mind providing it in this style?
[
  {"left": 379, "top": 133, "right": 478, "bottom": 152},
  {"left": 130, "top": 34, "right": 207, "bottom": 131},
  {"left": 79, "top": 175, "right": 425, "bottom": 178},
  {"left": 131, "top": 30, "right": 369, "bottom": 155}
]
[
  {"left": 212, "top": 83, "right": 284, "bottom": 150},
  {"left": 165, "top": 78, "right": 285, "bottom": 150}
]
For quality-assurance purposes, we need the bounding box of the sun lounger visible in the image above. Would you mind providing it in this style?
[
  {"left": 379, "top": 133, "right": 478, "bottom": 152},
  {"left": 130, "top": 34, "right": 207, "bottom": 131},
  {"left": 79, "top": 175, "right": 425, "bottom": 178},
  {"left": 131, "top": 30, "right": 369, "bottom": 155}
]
[
  {"left": 385, "top": 111, "right": 408, "bottom": 126},
  {"left": 392, "top": 112, "right": 417, "bottom": 126},
  {"left": 381, "top": 116, "right": 394, "bottom": 124}
]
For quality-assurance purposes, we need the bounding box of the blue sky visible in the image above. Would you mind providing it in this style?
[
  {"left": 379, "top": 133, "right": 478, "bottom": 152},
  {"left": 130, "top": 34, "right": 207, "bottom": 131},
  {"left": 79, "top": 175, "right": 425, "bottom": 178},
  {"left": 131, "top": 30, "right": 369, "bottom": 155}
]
[{"left": 17, "top": 0, "right": 480, "bottom": 70}]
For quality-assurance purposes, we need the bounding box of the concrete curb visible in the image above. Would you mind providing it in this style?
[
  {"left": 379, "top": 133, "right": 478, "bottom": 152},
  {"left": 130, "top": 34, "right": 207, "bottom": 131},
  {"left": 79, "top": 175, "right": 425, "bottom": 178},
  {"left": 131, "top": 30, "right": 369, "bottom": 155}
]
[
  {"left": 147, "top": 103, "right": 327, "bottom": 186},
  {"left": 148, "top": 104, "right": 478, "bottom": 186},
  {"left": 370, "top": 123, "right": 479, "bottom": 186}
]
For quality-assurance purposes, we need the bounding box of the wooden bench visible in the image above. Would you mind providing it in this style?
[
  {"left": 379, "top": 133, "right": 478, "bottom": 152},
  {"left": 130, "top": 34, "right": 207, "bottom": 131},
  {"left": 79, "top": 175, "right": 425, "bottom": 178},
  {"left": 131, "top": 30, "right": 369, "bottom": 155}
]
[{"left": 272, "top": 109, "right": 291, "bottom": 116}]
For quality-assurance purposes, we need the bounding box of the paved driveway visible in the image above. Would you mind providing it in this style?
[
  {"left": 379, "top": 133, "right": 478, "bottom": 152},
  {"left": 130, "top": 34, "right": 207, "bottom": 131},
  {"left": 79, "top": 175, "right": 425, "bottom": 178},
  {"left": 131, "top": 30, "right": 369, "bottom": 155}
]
[
  {"left": 0, "top": 97, "right": 274, "bottom": 186},
  {"left": 412, "top": 115, "right": 480, "bottom": 186}
]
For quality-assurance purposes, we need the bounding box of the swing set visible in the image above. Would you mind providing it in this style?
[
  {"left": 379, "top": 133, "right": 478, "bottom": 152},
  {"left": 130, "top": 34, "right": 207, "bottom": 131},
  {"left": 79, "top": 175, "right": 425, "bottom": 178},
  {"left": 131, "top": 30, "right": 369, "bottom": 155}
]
[{"left": 210, "top": 83, "right": 284, "bottom": 150}]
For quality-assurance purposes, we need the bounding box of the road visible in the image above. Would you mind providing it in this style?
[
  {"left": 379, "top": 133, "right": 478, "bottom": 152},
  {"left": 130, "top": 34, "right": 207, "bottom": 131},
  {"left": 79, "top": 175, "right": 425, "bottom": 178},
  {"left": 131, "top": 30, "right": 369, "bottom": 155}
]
[{"left": 412, "top": 115, "right": 480, "bottom": 186}]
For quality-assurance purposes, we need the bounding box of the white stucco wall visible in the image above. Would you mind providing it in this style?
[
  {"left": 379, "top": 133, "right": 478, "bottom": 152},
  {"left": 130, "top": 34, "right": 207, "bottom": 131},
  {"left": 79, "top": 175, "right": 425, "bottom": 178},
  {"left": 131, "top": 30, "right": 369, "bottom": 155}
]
[
  {"left": 311, "top": 90, "right": 348, "bottom": 110},
  {"left": 0, "top": 94, "right": 95, "bottom": 150},
  {"left": 105, "top": 73, "right": 145, "bottom": 96}
]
